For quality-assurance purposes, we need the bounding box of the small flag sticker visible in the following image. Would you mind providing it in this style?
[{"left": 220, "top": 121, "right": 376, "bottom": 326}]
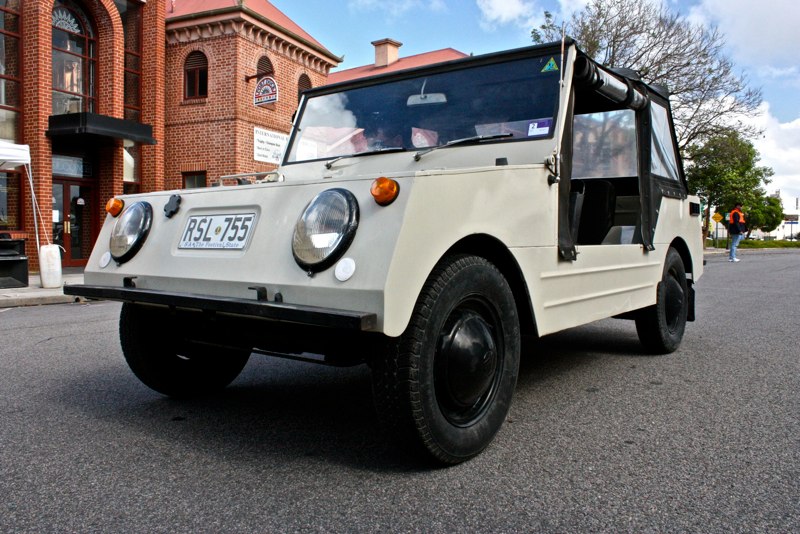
[{"left": 541, "top": 57, "right": 559, "bottom": 73}]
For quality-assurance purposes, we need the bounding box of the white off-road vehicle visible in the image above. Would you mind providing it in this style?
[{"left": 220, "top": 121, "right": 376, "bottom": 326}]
[{"left": 67, "top": 39, "right": 703, "bottom": 464}]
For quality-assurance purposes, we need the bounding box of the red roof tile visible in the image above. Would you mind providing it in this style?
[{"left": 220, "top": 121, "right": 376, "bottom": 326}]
[{"left": 327, "top": 48, "right": 469, "bottom": 84}]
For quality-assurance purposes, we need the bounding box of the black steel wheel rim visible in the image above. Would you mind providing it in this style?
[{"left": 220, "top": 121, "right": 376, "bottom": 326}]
[{"left": 434, "top": 297, "right": 503, "bottom": 427}]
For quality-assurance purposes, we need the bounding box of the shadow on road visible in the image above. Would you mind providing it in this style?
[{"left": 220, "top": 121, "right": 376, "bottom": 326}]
[
  {"left": 518, "top": 319, "right": 658, "bottom": 386},
  {"left": 52, "top": 319, "right": 656, "bottom": 471}
]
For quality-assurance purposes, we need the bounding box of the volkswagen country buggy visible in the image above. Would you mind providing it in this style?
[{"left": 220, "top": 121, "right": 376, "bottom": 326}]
[{"left": 67, "top": 39, "right": 704, "bottom": 464}]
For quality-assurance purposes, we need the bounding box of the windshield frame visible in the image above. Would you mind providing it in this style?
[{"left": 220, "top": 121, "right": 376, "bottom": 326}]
[{"left": 283, "top": 42, "right": 567, "bottom": 166}]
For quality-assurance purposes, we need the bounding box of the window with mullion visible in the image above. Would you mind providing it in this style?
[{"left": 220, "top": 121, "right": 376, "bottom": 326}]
[
  {"left": 116, "top": 0, "right": 143, "bottom": 121},
  {"left": 184, "top": 52, "right": 208, "bottom": 99},
  {"left": 0, "top": 5, "right": 22, "bottom": 143},
  {"left": 0, "top": 3, "right": 22, "bottom": 229},
  {"left": 182, "top": 172, "right": 206, "bottom": 189},
  {"left": 51, "top": 3, "right": 97, "bottom": 115}
]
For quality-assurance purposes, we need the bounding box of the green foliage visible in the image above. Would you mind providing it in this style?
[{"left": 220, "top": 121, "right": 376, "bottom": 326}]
[
  {"left": 746, "top": 196, "right": 784, "bottom": 234},
  {"left": 738, "top": 239, "right": 800, "bottom": 249},
  {"left": 706, "top": 238, "right": 800, "bottom": 249},
  {"left": 685, "top": 129, "right": 774, "bottom": 234}
]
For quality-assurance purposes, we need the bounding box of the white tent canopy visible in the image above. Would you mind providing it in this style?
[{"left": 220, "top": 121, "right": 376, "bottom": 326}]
[
  {"left": 0, "top": 139, "right": 31, "bottom": 169},
  {"left": 0, "top": 140, "right": 46, "bottom": 251}
]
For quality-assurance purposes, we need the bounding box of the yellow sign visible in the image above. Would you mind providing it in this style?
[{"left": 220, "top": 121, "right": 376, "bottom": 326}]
[
  {"left": 712, "top": 213, "right": 723, "bottom": 222},
  {"left": 541, "top": 58, "right": 559, "bottom": 73}
]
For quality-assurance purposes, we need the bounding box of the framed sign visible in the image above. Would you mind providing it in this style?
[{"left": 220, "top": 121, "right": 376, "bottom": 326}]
[
  {"left": 254, "top": 127, "right": 288, "bottom": 164},
  {"left": 254, "top": 76, "right": 279, "bottom": 106}
]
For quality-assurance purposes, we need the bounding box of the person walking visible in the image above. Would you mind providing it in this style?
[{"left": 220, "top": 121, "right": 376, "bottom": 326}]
[{"left": 729, "top": 202, "right": 746, "bottom": 262}]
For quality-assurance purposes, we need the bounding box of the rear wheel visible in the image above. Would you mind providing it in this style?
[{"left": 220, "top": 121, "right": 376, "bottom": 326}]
[
  {"left": 119, "top": 303, "right": 250, "bottom": 398},
  {"left": 635, "top": 247, "right": 688, "bottom": 354},
  {"left": 371, "top": 255, "right": 521, "bottom": 464}
]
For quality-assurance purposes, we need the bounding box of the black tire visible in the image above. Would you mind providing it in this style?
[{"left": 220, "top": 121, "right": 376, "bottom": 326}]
[
  {"left": 119, "top": 303, "right": 250, "bottom": 398},
  {"left": 371, "top": 255, "right": 521, "bottom": 464},
  {"left": 635, "top": 247, "right": 688, "bottom": 354}
]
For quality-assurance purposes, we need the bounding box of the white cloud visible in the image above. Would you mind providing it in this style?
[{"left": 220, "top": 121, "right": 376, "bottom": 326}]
[
  {"left": 747, "top": 103, "right": 800, "bottom": 206},
  {"left": 693, "top": 0, "right": 799, "bottom": 70},
  {"left": 348, "top": 0, "right": 446, "bottom": 18},
  {"left": 475, "top": 0, "right": 588, "bottom": 34},
  {"left": 759, "top": 66, "right": 799, "bottom": 80},
  {"left": 476, "top": 0, "right": 539, "bottom": 30}
]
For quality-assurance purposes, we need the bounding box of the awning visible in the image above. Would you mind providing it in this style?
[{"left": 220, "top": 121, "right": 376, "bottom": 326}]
[
  {"left": 0, "top": 141, "right": 45, "bottom": 251},
  {"left": 0, "top": 140, "right": 30, "bottom": 169},
  {"left": 47, "top": 112, "right": 156, "bottom": 145}
]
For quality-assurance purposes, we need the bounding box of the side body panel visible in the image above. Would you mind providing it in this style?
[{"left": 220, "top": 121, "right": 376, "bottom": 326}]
[
  {"left": 524, "top": 192, "right": 703, "bottom": 337},
  {"left": 382, "top": 165, "right": 557, "bottom": 336}
]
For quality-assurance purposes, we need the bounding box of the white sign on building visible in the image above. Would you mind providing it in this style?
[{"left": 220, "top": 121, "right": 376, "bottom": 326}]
[{"left": 254, "top": 127, "right": 288, "bottom": 164}]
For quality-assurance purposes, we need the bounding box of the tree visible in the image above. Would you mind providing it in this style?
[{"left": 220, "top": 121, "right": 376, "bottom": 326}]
[
  {"left": 745, "top": 196, "right": 784, "bottom": 235},
  {"left": 684, "top": 129, "right": 774, "bottom": 237},
  {"left": 531, "top": 0, "right": 762, "bottom": 150}
]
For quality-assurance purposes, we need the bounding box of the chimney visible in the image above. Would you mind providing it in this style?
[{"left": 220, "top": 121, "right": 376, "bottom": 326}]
[{"left": 372, "top": 38, "right": 403, "bottom": 68}]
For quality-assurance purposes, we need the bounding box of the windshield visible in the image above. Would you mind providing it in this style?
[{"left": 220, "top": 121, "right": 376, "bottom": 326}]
[{"left": 285, "top": 54, "right": 562, "bottom": 164}]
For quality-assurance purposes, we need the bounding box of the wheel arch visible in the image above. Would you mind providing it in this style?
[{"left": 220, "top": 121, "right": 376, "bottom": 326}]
[
  {"left": 667, "top": 236, "right": 697, "bottom": 322},
  {"left": 668, "top": 237, "right": 694, "bottom": 278},
  {"left": 445, "top": 234, "right": 537, "bottom": 337}
]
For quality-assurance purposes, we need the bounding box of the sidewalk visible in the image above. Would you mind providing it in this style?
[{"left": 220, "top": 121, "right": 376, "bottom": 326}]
[
  {"left": 0, "top": 247, "right": 781, "bottom": 309},
  {"left": 0, "top": 269, "right": 85, "bottom": 308}
]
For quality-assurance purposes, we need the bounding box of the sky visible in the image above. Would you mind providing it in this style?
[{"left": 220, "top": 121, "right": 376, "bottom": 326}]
[{"left": 269, "top": 0, "right": 800, "bottom": 210}]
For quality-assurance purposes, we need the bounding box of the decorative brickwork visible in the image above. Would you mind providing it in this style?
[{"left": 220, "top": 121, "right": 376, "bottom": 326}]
[
  {"left": 13, "top": 0, "right": 336, "bottom": 274},
  {"left": 18, "top": 0, "right": 165, "bottom": 272},
  {"left": 165, "top": 14, "right": 337, "bottom": 188}
]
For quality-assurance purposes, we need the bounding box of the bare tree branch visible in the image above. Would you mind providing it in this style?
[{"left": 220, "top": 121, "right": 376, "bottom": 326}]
[{"left": 531, "top": 0, "right": 762, "bottom": 152}]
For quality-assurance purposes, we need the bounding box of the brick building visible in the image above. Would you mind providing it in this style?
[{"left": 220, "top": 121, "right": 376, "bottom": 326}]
[
  {"left": 0, "top": 0, "right": 338, "bottom": 274},
  {"left": 164, "top": 0, "right": 340, "bottom": 189},
  {"left": 2, "top": 0, "right": 164, "bottom": 271}
]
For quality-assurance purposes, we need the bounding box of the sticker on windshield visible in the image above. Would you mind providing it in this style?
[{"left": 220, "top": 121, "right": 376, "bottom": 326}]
[
  {"left": 541, "top": 57, "right": 559, "bottom": 73},
  {"left": 528, "top": 118, "right": 553, "bottom": 137}
]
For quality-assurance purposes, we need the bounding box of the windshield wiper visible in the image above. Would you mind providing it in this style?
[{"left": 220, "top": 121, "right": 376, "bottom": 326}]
[
  {"left": 325, "top": 146, "right": 406, "bottom": 169},
  {"left": 413, "top": 133, "right": 513, "bottom": 161}
]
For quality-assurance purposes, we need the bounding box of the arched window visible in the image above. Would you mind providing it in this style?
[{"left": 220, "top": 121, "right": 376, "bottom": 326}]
[
  {"left": 52, "top": 0, "right": 97, "bottom": 115},
  {"left": 184, "top": 51, "right": 208, "bottom": 99},
  {"left": 298, "top": 74, "right": 312, "bottom": 103},
  {"left": 257, "top": 56, "right": 274, "bottom": 78}
]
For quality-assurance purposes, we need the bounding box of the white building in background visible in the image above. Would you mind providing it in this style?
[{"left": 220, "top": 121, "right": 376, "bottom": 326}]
[{"left": 774, "top": 191, "right": 799, "bottom": 240}]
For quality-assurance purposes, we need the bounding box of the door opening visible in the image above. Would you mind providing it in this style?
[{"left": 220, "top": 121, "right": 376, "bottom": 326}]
[{"left": 52, "top": 179, "right": 95, "bottom": 267}]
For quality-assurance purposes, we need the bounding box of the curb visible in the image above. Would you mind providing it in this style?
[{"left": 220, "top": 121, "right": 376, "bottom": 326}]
[{"left": 0, "top": 293, "right": 83, "bottom": 309}]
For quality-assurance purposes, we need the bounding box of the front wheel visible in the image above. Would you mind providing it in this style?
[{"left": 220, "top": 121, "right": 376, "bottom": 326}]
[
  {"left": 635, "top": 247, "right": 688, "bottom": 354},
  {"left": 371, "top": 255, "right": 521, "bottom": 464},
  {"left": 119, "top": 303, "right": 251, "bottom": 398}
]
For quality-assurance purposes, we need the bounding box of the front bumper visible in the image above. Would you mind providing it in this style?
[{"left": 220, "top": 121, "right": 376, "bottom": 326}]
[{"left": 64, "top": 284, "right": 377, "bottom": 331}]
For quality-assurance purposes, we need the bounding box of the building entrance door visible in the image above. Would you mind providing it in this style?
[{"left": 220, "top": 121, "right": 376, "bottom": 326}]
[{"left": 52, "top": 179, "right": 95, "bottom": 267}]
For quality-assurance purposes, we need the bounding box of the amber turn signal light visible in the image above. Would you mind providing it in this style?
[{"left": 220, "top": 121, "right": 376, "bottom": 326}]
[
  {"left": 370, "top": 177, "right": 400, "bottom": 206},
  {"left": 106, "top": 197, "right": 125, "bottom": 217}
]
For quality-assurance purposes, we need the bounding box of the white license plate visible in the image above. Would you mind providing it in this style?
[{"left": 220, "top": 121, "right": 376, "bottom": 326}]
[{"left": 178, "top": 213, "right": 256, "bottom": 250}]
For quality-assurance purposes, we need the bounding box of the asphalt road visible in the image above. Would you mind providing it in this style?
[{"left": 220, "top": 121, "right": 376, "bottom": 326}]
[{"left": 1, "top": 250, "right": 798, "bottom": 533}]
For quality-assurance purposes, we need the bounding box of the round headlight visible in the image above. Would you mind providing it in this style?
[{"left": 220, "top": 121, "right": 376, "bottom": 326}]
[
  {"left": 292, "top": 189, "right": 359, "bottom": 272},
  {"left": 109, "top": 201, "right": 153, "bottom": 264}
]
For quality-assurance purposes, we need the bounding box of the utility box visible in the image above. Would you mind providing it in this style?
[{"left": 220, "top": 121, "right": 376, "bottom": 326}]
[{"left": 0, "top": 238, "right": 29, "bottom": 288}]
